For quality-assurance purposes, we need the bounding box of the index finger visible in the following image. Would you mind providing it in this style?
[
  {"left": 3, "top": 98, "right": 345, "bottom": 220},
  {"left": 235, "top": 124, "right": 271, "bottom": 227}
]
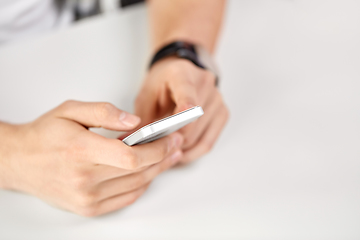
[
  {"left": 84, "top": 132, "right": 183, "bottom": 170},
  {"left": 131, "top": 132, "right": 184, "bottom": 169},
  {"left": 168, "top": 76, "right": 199, "bottom": 113}
]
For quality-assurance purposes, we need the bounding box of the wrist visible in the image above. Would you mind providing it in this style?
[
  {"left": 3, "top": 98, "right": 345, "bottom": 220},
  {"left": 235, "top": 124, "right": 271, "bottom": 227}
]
[
  {"left": 149, "top": 41, "right": 219, "bottom": 86},
  {"left": 0, "top": 122, "right": 23, "bottom": 190}
]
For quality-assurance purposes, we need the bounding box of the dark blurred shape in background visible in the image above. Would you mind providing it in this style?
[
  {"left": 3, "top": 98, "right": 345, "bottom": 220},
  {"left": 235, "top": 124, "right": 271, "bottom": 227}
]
[{"left": 120, "top": 0, "right": 145, "bottom": 8}]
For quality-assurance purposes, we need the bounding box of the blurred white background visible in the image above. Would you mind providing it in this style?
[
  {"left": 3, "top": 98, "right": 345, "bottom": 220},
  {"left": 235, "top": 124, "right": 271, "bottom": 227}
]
[{"left": 0, "top": 0, "right": 359, "bottom": 239}]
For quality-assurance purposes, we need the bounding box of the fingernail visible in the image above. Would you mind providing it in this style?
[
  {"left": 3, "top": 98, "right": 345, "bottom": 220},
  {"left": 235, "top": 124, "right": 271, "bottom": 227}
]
[
  {"left": 119, "top": 112, "right": 141, "bottom": 127},
  {"left": 170, "top": 151, "right": 182, "bottom": 164}
]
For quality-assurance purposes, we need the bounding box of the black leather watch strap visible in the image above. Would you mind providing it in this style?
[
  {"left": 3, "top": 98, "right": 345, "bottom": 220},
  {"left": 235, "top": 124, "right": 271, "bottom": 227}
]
[
  {"left": 149, "top": 41, "right": 205, "bottom": 69},
  {"left": 149, "top": 41, "right": 219, "bottom": 86}
]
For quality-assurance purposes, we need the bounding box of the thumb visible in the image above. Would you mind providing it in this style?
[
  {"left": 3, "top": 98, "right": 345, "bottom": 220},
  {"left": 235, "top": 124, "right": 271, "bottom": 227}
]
[
  {"left": 168, "top": 77, "right": 199, "bottom": 113},
  {"left": 55, "top": 100, "right": 141, "bottom": 131}
]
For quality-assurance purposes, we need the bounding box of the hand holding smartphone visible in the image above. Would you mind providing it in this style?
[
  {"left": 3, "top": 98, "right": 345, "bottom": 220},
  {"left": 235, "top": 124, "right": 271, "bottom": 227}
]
[{"left": 123, "top": 106, "right": 204, "bottom": 146}]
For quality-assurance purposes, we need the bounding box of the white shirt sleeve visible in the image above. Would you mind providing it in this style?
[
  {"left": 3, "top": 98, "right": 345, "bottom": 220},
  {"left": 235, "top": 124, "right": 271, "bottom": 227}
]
[{"left": 0, "top": 0, "right": 73, "bottom": 44}]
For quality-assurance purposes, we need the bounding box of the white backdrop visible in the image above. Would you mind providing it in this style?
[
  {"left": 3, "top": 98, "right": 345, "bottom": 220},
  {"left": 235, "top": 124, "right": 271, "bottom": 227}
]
[{"left": 0, "top": 1, "right": 359, "bottom": 239}]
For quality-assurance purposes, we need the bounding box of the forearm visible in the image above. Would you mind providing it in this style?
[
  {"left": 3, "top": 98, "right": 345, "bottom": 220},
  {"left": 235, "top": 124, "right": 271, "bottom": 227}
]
[
  {"left": 0, "top": 122, "right": 19, "bottom": 189},
  {"left": 148, "top": 0, "right": 226, "bottom": 53}
]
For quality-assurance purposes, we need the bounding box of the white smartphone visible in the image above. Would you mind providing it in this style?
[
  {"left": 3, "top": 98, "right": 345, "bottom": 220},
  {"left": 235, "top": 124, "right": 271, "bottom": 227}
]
[{"left": 122, "top": 106, "right": 204, "bottom": 146}]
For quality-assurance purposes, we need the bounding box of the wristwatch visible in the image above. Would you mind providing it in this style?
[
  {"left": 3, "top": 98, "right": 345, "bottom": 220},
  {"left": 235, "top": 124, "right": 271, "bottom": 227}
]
[{"left": 149, "top": 41, "right": 219, "bottom": 86}]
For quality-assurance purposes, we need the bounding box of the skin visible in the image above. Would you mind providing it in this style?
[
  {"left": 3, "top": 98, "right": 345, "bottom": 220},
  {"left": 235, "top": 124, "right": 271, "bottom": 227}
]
[
  {"left": 0, "top": 0, "right": 228, "bottom": 216},
  {"left": 0, "top": 101, "right": 184, "bottom": 217},
  {"left": 136, "top": 0, "right": 229, "bottom": 163}
]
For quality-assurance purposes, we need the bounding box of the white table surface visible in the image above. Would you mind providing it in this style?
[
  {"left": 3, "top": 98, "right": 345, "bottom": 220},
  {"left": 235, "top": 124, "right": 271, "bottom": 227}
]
[{"left": 0, "top": 1, "right": 359, "bottom": 239}]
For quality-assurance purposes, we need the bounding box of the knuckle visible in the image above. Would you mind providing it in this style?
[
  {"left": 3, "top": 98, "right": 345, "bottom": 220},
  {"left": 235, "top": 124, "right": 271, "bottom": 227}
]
[
  {"left": 76, "top": 191, "right": 98, "bottom": 208},
  {"left": 71, "top": 172, "right": 92, "bottom": 190},
  {"left": 61, "top": 100, "right": 76, "bottom": 109},
  {"left": 122, "top": 148, "right": 139, "bottom": 170},
  {"left": 93, "top": 102, "right": 115, "bottom": 122},
  {"left": 124, "top": 193, "right": 139, "bottom": 207}
]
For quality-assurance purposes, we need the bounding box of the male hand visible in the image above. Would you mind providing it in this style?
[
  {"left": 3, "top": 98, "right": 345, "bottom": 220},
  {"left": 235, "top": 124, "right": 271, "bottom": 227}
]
[
  {"left": 135, "top": 58, "right": 229, "bottom": 164},
  {"left": 0, "top": 100, "right": 183, "bottom": 216}
]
